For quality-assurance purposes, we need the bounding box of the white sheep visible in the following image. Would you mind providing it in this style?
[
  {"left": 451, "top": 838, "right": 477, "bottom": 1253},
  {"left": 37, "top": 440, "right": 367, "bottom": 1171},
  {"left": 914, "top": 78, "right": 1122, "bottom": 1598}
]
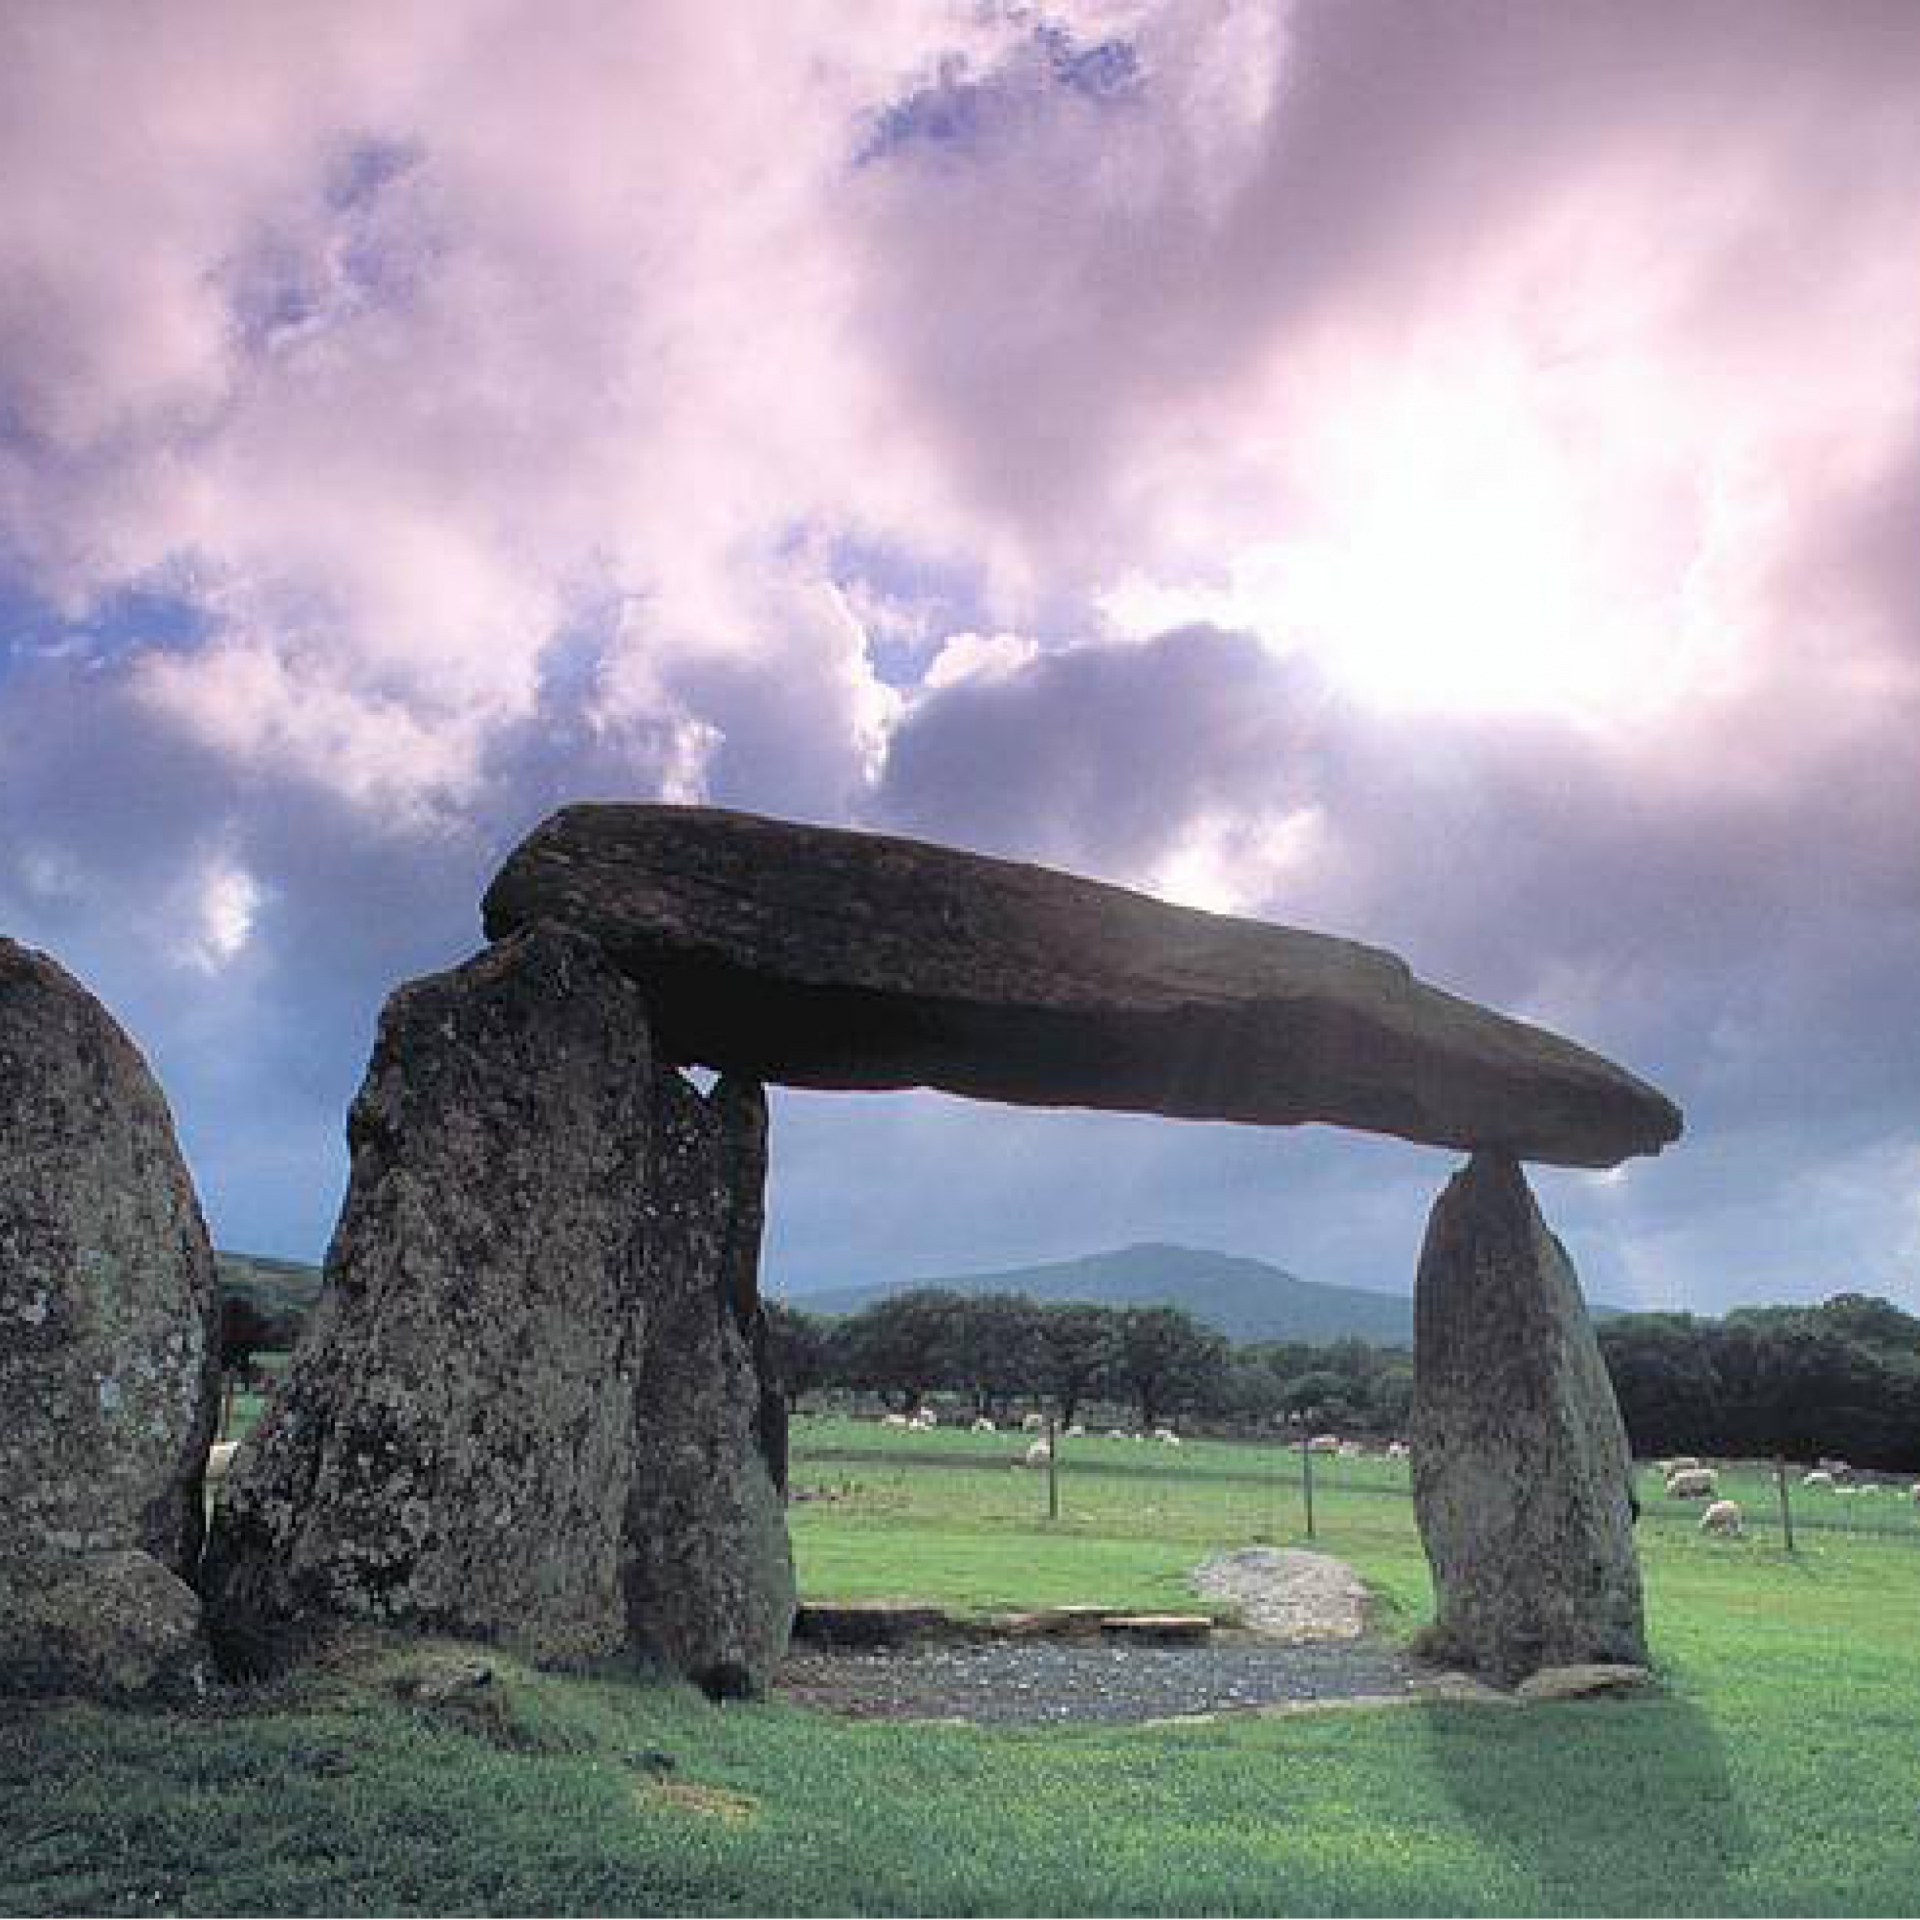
[
  {"left": 1665, "top": 1467, "right": 1719, "bottom": 1499},
  {"left": 1660, "top": 1455, "right": 1702, "bottom": 1475},
  {"left": 1909, "top": 1483, "right": 1920, "bottom": 1505},
  {"left": 1337, "top": 1441, "right": 1364, "bottom": 1459},
  {"left": 1107, "top": 1428, "right": 1130, "bottom": 1440},
  {"left": 1065, "top": 1423, "right": 1085, "bottom": 1438},
  {"left": 912, "top": 1408, "right": 938, "bottom": 1428},
  {"left": 1157, "top": 1430, "right": 1182, "bottom": 1447},
  {"left": 1386, "top": 1441, "right": 1410, "bottom": 1459},
  {"left": 1699, "top": 1499, "right": 1743, "bottom": 1537},
  {"left": 881, "top": 1412, "right": 910, "bottom": 1429},
  {"left": 1021, "top": 1412, "right": 1045, "bottom": 1433},
  {"left": 1025, "top": 1439, "right": 1053, "bottom": 1467},
  {"left": 971, "top": 1416, "right": 996, "bottom": 1434},
  {"left": 1308, "top": 1435, "right": 1341, "bottom": 1454},
  {"left": 1802, "top": 1469, "right": 1835, "bottom": 1489},
  {"left": 1858, "top": 1483, "right": 1881, "bottom": 1497}
]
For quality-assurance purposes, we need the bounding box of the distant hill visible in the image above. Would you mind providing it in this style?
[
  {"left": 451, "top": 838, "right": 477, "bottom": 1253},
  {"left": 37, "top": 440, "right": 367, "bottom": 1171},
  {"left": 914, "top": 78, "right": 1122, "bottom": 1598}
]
[
  {"left": 778, "top": 1242, "right": 1425, "bottom": 1345},
  {"left": 216, "top": 1250, "right": 323, "bottom": 1347}
]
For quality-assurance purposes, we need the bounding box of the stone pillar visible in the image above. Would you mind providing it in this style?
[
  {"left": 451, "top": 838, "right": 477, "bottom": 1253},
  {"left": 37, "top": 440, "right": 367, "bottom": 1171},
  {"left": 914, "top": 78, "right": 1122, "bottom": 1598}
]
[
  {"left": 1410, "top": 1150, "right": 1646, "bottom": 1683},
  {"left": 203, "top": 923, "right": 795, "bottom": 1693},
  {"left": 0, "top": 938, "right": 220, "bottom": 1699}
]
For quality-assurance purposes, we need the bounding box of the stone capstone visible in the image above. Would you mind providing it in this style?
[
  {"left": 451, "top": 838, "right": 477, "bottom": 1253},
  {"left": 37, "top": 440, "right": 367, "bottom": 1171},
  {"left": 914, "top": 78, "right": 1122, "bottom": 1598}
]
[
  {"left": 483, "top": 804, "right": 1681, "bottom": 1168},
  {"left": 1409, "top": 1151, "right": 1648, "bottom": 1684},
  {"left": 201, "top": 923, "right": 795, "bottom": 1696},
  {"left": 0, "top": 936, "right": 220, "bottom": 1697}
]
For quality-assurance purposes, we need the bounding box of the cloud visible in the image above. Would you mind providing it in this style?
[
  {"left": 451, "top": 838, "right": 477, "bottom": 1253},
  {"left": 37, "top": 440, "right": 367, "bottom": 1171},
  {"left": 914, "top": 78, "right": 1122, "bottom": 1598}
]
[{"left": 1, "top": 2, "right": 1918, "bottom": 1313}]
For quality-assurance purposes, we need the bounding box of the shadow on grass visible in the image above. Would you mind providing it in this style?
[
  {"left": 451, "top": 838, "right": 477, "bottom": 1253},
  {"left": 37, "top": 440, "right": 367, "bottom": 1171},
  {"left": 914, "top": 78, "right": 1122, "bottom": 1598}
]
[{"left": 1421, "top": 1692, "right": 1752, "bottom": 1915}]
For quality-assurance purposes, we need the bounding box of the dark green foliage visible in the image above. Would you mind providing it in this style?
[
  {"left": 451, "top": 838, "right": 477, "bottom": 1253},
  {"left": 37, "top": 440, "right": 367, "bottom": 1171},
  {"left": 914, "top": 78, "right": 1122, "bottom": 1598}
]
[{"left": 1600, "top": 1294, "right": 1920, "bottom": 1469}]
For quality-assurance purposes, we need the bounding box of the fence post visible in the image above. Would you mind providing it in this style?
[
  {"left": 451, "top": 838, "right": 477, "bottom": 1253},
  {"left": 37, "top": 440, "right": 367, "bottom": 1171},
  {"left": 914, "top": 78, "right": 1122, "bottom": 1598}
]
[
  {"left": 1046, "top": 1412, "right": 1060, "bottom": 1522},
  {"left": 1776, "top": 1455, "right": 1795, "bottom": 1554},
  {"left": 1301, "top": 1431, "right": 1317, "bottom": 1539}
]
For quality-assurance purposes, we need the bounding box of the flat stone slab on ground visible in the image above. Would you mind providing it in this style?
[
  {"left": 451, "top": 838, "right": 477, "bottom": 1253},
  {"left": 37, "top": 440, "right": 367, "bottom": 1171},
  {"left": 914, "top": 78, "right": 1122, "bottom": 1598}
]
[
  {"left": 1515, "top": 1662, "right": 1655, "bottom": 1701},
  {"left": 1191, "top": 1547, "right": 1373, "bottom": 1643},
  {"left": 792, "top": 1603, "right": 957, "bottom": 1647},
  {"left": 1099, "top": 1614, "right": 1213, "bottom": 1644}
]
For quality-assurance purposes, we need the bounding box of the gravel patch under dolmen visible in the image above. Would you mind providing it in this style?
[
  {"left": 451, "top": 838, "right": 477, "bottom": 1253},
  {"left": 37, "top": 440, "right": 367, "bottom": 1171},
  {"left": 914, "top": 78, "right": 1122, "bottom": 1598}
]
[
  {"left": 776, "top": 1547, "right": 1423, "bottom": 1725},
  {"left": 775, "top": 1637, "right": 1424, "bottom": 1725}
]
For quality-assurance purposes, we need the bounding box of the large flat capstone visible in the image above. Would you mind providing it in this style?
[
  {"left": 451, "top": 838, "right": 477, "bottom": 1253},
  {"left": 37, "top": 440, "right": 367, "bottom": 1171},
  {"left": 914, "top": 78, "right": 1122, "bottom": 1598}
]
[{"left": 484, "top": 805, "right": 1680, "bottom": 1167}]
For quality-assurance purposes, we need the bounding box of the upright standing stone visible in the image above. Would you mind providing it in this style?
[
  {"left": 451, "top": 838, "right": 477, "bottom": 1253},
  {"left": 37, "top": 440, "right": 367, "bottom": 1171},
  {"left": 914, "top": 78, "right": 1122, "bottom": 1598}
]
[
  {"left": 1410, "top": 1151, "right": 1646, "bottom": 1683},
  {"left": 202, "top": 923, "right": 795, "bottom": 1693},
  {"left": 0, "top": 938, "right": 219, "bottom": 1698}
]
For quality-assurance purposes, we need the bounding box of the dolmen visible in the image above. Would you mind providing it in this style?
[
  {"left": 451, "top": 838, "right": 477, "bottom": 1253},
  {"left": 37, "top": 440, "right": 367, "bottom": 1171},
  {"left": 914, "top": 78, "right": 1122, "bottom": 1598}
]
[{"left": 5, "top": 801, "right": 1680, "bottom": 1700}]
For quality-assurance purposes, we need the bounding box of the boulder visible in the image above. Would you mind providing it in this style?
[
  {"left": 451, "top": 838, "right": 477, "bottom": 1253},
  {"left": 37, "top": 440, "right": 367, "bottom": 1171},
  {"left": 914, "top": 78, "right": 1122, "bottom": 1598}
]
[
  {"left": 1515, "top": 1662, "right": 1654, "bottom": 1702},
  {"left": 1410, "top": 1152, "right": 1647, "bottom": 1683},
  {"left": 0, "top": 937, "right": 220, "bottom": 1697},
  {"left": 483, "top": 805, "right": 1680, "bottom": 1168},
  {"left": 202, "top": 924, "right": 794, "bottom": 1696}
]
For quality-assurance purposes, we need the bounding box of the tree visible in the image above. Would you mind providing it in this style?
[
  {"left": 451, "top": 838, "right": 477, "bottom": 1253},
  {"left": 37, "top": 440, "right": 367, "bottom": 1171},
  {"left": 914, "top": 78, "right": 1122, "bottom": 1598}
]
[
  {"left": 1029, "top": 1302, "right": 1122, "bottom": 1427},
  {"left": 835, "top": 1289, "right": 966, "bottom": 1412},
  {"left": 764, "top": 1301, "right": 836, "bottom": 1412},
  {"left": 1108, "top": 1305, "right": 1228, "bottom": 1431},
  {"left": 947, "top": 1294, "right": 1045, "bottom": 1418}
]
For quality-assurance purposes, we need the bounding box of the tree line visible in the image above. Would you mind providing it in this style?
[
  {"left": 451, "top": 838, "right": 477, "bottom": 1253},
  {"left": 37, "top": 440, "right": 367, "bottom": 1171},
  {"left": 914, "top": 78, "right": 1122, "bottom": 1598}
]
[
  {"left": 766, "top": 1290, "right": 1413, "bottom": 1436},
  {"left": 769, "top": 1286, "right": 1920, "bottom": 1469}
]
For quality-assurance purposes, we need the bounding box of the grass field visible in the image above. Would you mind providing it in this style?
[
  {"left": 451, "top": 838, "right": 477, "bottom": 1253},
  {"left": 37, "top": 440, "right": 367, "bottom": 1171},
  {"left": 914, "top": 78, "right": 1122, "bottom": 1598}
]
[{"left": 7, "top": 1414, "right": 1920, "bottom": 1915}]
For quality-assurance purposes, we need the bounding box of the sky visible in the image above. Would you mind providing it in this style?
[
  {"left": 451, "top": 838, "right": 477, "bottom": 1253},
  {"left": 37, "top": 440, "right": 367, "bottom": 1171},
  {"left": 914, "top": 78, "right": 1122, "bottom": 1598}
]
[{"left": 4, "top": 0, "right": 1920, "bottom": 1315}]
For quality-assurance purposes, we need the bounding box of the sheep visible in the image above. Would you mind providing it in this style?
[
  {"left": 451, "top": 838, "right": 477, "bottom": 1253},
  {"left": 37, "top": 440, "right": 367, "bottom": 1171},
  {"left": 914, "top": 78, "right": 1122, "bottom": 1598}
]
[
  {"left": 1157, "top": 1430, "right": 1182, "bottom": 1447},
  {"left": 1699, "top": 1499, "right": 1743, "bottom": 1537},
  {"left": 1802, "top": 1469, "right": 1835, "bottom": 1489},
  {"left": 912, "top": 1407, "right": 938, "bottom": 1428},
  {"left": 1025, "top": 1439, "right": 1052, "bottom": 1467},
  {"left": 1858, "top": 1482, "right": 1881, "bottom": 1497},
  {"left": 1337, "top": 1441, "right": 1364, "bottom": 1459},
  {"left": 971, "top": 1417, "right": 996, "bottom": 1434},
  {"left": 1308, "top": 1435, "right": 1341, "bottom": 1454},
  {"left": 1021, "top": 1412, "right": 1045, "bottom": 1433},
  {"left": 1107, "top": 1428, "right": 1130, "bottom": 1440},
  {"left": 1665, "top": 1467, "right": 1719, "bottom": 1499},
  {"left": 881, "top": 1412, "right": 910, "bottom": 1429},
  {"left": 1660, "top": 1456, "right": 1702, "bottom": 1475},
  {"left": 1065, "top": 1423, "right": 1085, "bottom": 1438},
  {"left": 1386, "top": 1441, "right": 1410, "bottom": 1459},
  {"left": 1910, "top": 1483, "right": 1920, "bottom": 1505}
]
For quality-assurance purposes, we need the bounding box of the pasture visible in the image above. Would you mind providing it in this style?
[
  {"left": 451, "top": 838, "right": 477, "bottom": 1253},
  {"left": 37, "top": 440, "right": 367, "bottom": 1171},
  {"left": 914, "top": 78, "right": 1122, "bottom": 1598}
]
[{"left": 7, "top": 1414, "right": 1920, "bottom": 1915}]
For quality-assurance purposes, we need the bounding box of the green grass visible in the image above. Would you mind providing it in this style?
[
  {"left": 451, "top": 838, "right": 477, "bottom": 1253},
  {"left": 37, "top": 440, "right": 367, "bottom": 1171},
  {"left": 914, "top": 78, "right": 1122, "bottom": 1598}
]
[{"left": 11, "top": 1418, "right": 1920, "bottom": 1915}]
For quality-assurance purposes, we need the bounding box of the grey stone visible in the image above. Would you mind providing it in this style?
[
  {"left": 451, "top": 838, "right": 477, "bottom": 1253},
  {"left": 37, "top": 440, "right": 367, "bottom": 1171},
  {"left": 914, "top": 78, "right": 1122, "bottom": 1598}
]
[
  {"left": 1410, "top": 1152, "right": 1647, "bottom": 1684},
  {"left": 0, "top": 936, "right": 220, "bottom": 1696},
  {"left": 0, "top": 1549, "right": 209, "bottom": 1700},
  {"left": 202, "top": 924, "right": 795, "bottom": 1695},
  {"left": 1515, "top": 1661, "right": 1654, "bottom": 1702},
  {"left": 482, "top": 805, "right": 1681, "bottom": 1169}
]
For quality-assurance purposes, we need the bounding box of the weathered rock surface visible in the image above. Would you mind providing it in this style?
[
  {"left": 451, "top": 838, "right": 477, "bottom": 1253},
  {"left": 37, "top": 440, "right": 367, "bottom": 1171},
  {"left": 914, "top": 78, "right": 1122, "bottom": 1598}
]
[
  {"left": 1410, "top": 1152, "right": 1647, "bottom": 1683},
  {"left": 202, "top": 924, "right": 794, "bottom": 1695},
  {"left": 483, "top": 805, "right": 1681, "bottom": 1168},
  {"left": 1191, "top": 1546, "right": 1372, "bottom": 1643},
  {"left": 0, "top": 937, "right": 220, "bottom": 1697}
]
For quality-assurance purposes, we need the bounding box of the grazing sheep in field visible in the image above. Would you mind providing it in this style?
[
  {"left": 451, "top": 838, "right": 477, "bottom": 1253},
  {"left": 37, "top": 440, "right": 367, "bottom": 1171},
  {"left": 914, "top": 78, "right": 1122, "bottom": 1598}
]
[
  {"left": 1308, "top": 1435, "right": 1341, "bottom": 1454},
  {"left": 971, "top": 1417, "right": 996, "bottom": 1433},
  {"left": 1802, "top": 1469, "right": 1835, "bottom": 1489},
  {"left": 1699, "top": 1499, "right": 1743, "bottom": 1537},
  {"left": 1108, "top": 1428, "right": 1130, "bottom": 1440},
  {"left": 206, "top": 1439, "right": 240, "bottom": 1484},
  {"left": 1025, "top": 1439, "right": 1052, "bottom": 1467},
  {"left": 882, "top": 1413, "right": 910, "bottom": 1429},
  {"left": 1858, "top": 1483, "right": 1880, "bottom": 1496},
  {"left": 1021, "top": 1412, "right": 1045, "bottom": 1433},
  {"left": 1157, "top": 1430, "right": 1182, "bottom": 1447},
  {"left": 1666, "top": 1467, "right": 1719, "bottom": 1499},
  {"left": 1065, "top": 1424, "right": 1085, "bottom": 1438},
  {"left": 1337, "top": 1441, "right": 1364, "bottom": 1459},
  {"left": 1660, "top": 1456, "right": 1702, "bottom": 1475},
  {"left": 1386, "top": 1441, "right": 1410, "bottom": 1459},
  {"left": 1909, "top": 1483, "right": 1920, "bottom": 1504}
]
